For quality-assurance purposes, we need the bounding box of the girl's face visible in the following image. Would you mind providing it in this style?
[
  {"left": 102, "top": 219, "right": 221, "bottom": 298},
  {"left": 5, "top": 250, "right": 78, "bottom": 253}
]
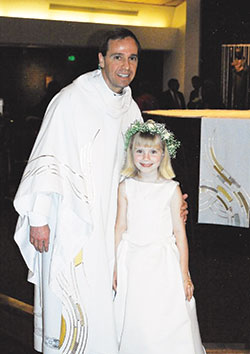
[{"left": 133, "top": 144, "right": 163, "bottom": 176}]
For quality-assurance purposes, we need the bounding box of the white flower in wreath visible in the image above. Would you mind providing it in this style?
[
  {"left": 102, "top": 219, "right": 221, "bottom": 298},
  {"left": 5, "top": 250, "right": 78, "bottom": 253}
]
[
  {"left": 146, "top": 122, "right": 156, "bottom": 130},
  {"left": 163, "top": 131, "right": 171, "bottom": 140}
]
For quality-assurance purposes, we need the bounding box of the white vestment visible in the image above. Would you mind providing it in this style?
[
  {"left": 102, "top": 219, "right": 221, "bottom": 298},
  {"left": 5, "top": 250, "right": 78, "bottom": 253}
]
[{"left": 13, "top": 69, "right": 142, "bottom": 354}]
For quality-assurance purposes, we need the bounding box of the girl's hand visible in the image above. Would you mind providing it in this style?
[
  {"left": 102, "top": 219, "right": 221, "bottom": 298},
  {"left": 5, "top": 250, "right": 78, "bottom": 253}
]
[
  {"left": 180, "top": 193, "right": 188, "bottom": 223},
  {"left": 113, "top": 268, "right": 117, "bottom": 292},
  {"left": 183, "top": 277, "right": 194, "bottom": 301}
]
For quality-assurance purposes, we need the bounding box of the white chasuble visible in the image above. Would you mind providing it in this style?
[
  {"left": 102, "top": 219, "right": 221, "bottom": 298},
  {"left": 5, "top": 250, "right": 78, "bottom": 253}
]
[{"left": 13, "top": 69, "right": 142, "bottom": 354}]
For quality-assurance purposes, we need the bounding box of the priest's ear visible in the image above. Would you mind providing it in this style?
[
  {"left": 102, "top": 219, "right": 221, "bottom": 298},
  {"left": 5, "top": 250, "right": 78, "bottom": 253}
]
[{"left": 98, "top": 53, "right": 105, "bottom": 69}]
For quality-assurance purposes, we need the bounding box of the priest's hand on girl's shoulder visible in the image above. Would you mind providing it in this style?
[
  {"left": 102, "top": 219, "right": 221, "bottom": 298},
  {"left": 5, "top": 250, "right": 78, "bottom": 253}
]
[
  {"left": 180, "top": 193, "right": 188, "bottom": 223},
  {"left": 30, "top": 225, "right": 50, "bottom": 253}
]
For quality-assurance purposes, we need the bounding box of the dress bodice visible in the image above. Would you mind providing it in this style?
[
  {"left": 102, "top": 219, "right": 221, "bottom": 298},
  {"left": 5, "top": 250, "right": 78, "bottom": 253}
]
[{"left": 123, "top": 178, "right": 178, "bottom": 245}]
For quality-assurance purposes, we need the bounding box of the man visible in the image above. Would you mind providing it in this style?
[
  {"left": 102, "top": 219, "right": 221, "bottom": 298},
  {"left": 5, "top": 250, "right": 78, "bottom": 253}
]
[
  {"left": 231, "top": 47, "right": 249, "bottom": 109},
  {"left": 187, "top": 75, "right": 203, "bottom": 109},
  {"left": 159, "top": 78, "right": 186, "bottom": 109},
  {"left": 14, "top": 28, "right": 187, "bottom": 354}
]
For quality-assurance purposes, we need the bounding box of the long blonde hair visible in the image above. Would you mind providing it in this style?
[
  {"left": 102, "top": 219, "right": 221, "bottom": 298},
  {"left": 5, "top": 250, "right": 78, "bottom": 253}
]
[{"left": 122, "top": 131, "right": 175, "bottom": 179}]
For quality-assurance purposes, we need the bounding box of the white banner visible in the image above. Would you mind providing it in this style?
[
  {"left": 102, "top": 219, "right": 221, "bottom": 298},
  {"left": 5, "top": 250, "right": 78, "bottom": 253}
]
[{"left": 198, "top": 118, "right": 250, "bottom": 228}]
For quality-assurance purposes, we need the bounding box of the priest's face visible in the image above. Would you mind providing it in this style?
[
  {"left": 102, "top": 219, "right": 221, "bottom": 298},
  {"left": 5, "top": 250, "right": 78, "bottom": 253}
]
[{"left": 98, "top": 36, "right": 139, "bottom": 94}]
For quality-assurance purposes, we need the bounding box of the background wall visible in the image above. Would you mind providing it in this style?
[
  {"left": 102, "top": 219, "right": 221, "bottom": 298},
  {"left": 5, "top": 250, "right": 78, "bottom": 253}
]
[{"left": 0, "top": 16, "right": 178, "bottom": 50}]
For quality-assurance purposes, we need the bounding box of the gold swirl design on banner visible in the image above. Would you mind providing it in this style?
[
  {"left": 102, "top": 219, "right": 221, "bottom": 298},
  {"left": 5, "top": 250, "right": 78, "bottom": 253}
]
[{"left": 199, "top": 129, "right": 250, "bottom": 227}]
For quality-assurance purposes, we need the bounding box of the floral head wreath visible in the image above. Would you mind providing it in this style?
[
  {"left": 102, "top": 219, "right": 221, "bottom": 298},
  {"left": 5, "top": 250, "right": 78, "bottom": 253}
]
[{"left": 124, "top": 120, "right": 181, "bottom": 158}]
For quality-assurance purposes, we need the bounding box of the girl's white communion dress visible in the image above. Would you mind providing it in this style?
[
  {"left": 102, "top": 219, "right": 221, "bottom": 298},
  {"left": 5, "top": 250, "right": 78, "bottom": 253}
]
[{"left": 114, "top": 178, "right": 206, "bottom": 354}]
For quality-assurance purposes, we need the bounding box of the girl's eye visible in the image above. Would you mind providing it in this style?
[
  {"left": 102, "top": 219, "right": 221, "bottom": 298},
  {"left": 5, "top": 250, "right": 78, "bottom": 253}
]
[
  {"left": 151, "top": 149, "right": 158, "bottom": 154},
  {"left": 135, "top": 149, "right": 143, "bottom": 154}
]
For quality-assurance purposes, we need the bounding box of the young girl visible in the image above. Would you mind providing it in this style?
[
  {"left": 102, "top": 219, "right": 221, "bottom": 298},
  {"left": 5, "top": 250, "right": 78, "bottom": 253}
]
[{"left": 113, "top": 120, "right": 206, "bottom": 354}]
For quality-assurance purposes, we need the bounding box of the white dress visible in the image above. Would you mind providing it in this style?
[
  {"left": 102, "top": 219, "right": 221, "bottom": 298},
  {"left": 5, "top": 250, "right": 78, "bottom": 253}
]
[{"left": 114, "top": 178, "right": 206, "bottom": 354}]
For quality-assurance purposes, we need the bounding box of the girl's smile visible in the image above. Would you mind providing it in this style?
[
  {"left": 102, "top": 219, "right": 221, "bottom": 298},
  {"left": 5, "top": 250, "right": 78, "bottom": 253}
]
[{"left": 133, "top": 145, "right": 163, "bottom": 180}]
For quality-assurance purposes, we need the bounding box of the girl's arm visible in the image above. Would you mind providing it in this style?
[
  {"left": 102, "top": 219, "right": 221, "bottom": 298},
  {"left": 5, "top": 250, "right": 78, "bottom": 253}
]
[
  {"left": 180, "top": 193, "right": 188, "bottom": 222},
  {"left": 113, "top": 181, "right": 128, "bottom": 292},
  {"left": 171, "top": 185, "right": 194, "bottom": 301}
]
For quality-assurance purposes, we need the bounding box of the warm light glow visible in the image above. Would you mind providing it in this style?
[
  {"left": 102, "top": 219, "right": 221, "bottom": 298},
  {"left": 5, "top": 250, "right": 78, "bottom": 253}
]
[
  {"left": 171, "top": 1, "right": 186, "bottom": 28},
  {"left": 49, "top": 3, "right": 138, "bottom": 16},
  {"left": 7, "top": 10, "right": 49, "bottom": 20},
  {"left": 0, "top": 0, "right": 185, "bottom": 28}
]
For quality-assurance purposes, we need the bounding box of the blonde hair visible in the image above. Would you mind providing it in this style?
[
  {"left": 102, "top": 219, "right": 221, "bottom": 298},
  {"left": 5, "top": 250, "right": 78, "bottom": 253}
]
[{"left": 122, "top": 132, "right": 175, "bottom": 179}]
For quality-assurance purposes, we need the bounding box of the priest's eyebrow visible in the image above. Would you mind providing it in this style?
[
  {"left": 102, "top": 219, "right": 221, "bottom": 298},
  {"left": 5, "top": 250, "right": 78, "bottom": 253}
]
[{"left": 110, "top": 53, "right": 138, "bottom": 59}]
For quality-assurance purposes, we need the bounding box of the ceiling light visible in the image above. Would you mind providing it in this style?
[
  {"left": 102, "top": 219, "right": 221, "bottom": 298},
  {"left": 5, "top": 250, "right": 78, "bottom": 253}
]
[{"left": 49, "top": 3, "right": 139, "bottom": 16}]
